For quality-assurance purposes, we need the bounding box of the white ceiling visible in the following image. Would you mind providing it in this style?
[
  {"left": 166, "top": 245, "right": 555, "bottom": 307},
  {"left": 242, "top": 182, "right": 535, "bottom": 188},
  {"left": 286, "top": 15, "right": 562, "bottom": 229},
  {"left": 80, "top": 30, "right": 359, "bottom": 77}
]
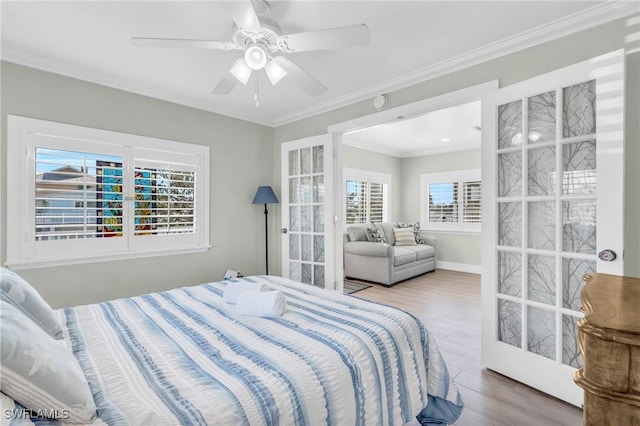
[
  {"left": 1, "top": 1, "right": 634, "bottom": 128},
  {"left": 343, "top": 100, "right": 481, "bottom": 158}
]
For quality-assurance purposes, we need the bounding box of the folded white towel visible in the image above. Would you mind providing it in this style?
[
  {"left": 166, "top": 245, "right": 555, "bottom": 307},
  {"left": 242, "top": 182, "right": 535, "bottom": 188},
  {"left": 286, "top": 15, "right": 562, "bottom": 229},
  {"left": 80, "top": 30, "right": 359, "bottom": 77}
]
[
  {"left": 236, "top": 291, "right": 287, "bottom": 318},
  {"left": 223, "top": 280, "right": 269, "bottom": 304}
]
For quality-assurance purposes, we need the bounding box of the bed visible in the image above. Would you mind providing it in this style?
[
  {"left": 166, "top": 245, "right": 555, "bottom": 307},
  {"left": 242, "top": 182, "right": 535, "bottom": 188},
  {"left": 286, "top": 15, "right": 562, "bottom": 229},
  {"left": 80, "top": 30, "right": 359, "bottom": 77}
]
[{"left": 1, "top": 273, "right": 463, "bottom": 425}]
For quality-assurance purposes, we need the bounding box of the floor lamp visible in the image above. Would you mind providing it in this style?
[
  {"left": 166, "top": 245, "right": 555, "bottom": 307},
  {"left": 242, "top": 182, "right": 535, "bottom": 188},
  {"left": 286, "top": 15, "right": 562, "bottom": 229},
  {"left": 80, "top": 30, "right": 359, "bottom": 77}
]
[{"left": 252, "top": 186, "right": 279, "bottom": 275}]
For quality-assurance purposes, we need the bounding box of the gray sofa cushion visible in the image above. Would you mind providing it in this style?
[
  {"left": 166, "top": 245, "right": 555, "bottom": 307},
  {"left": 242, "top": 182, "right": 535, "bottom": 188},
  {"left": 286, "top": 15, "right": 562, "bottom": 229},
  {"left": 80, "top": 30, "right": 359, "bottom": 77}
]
[
  {"left": 347, "top": 225, "right": 369, "bottom": 242},
  {"left": 404, "top": 244, "right": 436, "bottom": 260},
  {"left": 394, "top": 247, "right": 417, "bottom": 266},
  {"left": 344, "top": 241, "right": 392, "bottom": 257}
]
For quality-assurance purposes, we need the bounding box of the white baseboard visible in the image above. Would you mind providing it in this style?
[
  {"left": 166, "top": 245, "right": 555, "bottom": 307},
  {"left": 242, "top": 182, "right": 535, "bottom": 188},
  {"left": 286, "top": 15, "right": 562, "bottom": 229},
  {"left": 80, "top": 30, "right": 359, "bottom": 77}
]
[{"left": 436, "top": 261, "right": 481, "bottom": 274}]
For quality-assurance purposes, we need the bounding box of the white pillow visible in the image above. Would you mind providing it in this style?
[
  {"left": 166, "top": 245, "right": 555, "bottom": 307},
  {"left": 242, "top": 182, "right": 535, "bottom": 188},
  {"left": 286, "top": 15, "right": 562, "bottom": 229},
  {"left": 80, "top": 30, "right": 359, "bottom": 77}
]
[
  {"left": 0, "top": 301, "right": 97, "bottom": 424},
  {"left": 0, "top": 267, "right": 63, "bottom": 339}
]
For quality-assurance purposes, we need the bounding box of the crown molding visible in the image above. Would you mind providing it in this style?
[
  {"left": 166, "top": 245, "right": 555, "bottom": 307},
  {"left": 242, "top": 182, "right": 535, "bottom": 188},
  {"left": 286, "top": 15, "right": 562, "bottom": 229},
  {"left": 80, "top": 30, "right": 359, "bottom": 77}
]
[
  {"left": 343, "top": 138, "right": 480, "bottom": 159},
  {"left": 342, "top": 138, "right": 404, "bottom": 158},
  {"left": 401, "top": 141, "right": 481, "bottom": 159},
  {"left": 272, "top": 1, "right": 639, "bottom": 126},
  {"left": 2, "top": 1, "right": 636, "bottom": 129},
  {"left": 0, "top": 46, "right": 274, "bottom": 127}
]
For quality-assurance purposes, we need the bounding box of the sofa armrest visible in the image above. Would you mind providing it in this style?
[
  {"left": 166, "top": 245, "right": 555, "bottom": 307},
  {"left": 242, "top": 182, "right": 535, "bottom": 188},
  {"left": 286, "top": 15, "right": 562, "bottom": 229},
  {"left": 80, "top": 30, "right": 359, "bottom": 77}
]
[
  {"left": 422, "top": 235, "right": 438, "bottom": 249},
  {"left": 344, "top": 241, "right": 393, "bottom": 257}
]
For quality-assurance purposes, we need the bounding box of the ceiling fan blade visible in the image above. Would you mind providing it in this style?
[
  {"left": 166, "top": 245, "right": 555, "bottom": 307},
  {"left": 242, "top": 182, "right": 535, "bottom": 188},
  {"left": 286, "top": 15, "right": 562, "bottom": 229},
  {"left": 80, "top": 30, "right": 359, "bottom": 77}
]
[
  {"left": 272, "top": 56, "right": 327, "bottom": 96},
  {"left": 212, "top": 72, "right": 240, "bottom": 95},
  {"left": 225, "top": 1, "right": 263, "bottom": 38},
  {"left": 276, "top": 24, "right": 369, "bottom": 53},
  {"left": 132, "top": 37, "right": 236, "bottom": 50}
]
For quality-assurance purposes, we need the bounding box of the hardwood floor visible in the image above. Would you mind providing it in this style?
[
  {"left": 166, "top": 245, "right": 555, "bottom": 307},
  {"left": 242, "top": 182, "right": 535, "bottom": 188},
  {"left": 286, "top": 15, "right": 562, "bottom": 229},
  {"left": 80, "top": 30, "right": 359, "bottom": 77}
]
[{"left": 353, "top": 269, "right": 584, "bottom": 426}]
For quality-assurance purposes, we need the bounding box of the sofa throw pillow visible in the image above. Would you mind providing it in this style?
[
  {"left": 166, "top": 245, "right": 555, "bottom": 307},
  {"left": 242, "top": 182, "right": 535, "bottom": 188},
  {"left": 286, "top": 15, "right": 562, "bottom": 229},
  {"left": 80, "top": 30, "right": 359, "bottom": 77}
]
[
  {"left": 394, "top": 227, "right": 417, "bottom": 246},
  {"left": 366, "top": 223, "right": 387, "bottom": 243},
  {"left": 397, "top": 222, "right": 425, "bottom": 244},
  {"left": 0, "top": 267, "right": 63, "bottom": 339},
  {"left": 0, "top": 301, "right": 97, "bottom": 424}
]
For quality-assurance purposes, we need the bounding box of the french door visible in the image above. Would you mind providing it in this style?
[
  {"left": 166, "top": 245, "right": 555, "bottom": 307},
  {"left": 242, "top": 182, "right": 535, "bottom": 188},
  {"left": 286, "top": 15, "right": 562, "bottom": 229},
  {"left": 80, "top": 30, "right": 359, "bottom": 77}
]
[
  {"left": 280, "top": 134, "right": 334, "bottom": 290},
  {"left": 481, "top": 49, "right": 625, "bottom": 406}
]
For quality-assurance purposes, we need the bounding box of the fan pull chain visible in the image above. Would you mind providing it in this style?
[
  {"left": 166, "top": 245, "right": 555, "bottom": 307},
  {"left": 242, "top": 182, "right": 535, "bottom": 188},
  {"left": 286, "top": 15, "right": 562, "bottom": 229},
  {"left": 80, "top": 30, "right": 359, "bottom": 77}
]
[{"left": 254, "top": 75, "right": 260, "bottom": 108}]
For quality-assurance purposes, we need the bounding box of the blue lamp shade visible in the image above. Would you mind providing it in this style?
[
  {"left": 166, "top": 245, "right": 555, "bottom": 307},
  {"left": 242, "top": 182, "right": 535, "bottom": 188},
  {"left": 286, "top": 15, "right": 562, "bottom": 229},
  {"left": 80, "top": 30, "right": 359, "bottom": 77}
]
[{"left": 252, "top": 186, "right": 279, "bottom": 204}]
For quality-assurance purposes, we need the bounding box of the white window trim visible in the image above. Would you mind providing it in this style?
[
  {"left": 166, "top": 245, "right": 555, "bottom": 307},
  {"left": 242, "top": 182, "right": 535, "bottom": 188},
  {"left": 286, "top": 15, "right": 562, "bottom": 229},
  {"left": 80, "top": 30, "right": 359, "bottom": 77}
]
[
  {"left": 343, "top": 167, "right": 391, "bottom": 224},
  {"left": 420, "top": 169, "right": 481, "bottom": 233},
  {"left": 6, "top": 115, "right": 210, "bottom": 270}
]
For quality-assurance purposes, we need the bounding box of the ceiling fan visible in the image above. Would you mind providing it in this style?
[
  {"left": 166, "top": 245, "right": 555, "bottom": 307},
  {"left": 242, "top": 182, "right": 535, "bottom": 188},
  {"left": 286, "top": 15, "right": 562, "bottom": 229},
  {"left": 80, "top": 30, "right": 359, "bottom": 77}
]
[{"left": 132, "top": 0, "right": 369, "bottom": 101}]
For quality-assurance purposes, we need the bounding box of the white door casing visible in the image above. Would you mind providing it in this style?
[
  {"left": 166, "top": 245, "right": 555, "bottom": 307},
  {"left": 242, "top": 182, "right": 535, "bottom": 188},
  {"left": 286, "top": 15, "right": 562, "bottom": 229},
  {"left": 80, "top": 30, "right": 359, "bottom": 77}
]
[
  {"left": 481, "top": 49, "right": 625, "bottom": 406},
  {"left": 281, "top": 134, "right": 334, "bottom": 290}
]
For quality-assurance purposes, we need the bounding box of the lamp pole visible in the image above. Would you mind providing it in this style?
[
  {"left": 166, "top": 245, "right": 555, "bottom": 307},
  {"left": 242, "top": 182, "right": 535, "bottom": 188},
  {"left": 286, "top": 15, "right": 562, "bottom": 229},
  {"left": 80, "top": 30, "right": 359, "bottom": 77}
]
[
  {"left": 263, "top": 202, "right": 269, "bottom": 275},
  {"left": 252, "top": 186, "right": 279, "bottom": 276}
]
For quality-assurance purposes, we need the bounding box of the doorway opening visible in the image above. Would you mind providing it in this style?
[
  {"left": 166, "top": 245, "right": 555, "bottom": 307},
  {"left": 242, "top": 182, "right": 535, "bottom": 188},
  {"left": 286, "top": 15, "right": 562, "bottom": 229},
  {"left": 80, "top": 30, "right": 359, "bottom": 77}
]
[{"left": 328, "top": 81, "right": 498, "bottom": 292}]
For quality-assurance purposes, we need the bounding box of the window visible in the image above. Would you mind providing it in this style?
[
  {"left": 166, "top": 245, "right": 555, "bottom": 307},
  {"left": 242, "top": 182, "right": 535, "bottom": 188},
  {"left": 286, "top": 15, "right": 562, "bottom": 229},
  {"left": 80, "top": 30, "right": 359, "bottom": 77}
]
[
  {"left": 344, "top": 168, "right": 390, "bottom": 224},
  {"left": 420, "top": 169, "right": 481, "bottom": 232},
  {"left": 7, "top": 116, "right": 210, "bottom": 268}
]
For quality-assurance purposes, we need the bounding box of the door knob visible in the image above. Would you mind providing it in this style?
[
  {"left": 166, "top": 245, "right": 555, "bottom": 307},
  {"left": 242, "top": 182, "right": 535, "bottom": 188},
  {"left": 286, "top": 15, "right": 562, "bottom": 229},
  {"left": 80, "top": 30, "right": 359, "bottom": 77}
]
[
  {"left": 598, "top": 249, "right": 616, "bottom": 261},
  {"left": 281, "top": 228, "right": 288, "bottom": 234}
]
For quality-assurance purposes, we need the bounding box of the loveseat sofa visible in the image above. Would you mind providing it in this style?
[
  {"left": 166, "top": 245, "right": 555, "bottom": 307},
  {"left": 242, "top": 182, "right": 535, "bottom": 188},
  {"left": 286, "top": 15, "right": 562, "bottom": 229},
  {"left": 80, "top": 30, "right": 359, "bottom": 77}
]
[{"left": 343, "top": 222, "right": 437, "bottom": 286}]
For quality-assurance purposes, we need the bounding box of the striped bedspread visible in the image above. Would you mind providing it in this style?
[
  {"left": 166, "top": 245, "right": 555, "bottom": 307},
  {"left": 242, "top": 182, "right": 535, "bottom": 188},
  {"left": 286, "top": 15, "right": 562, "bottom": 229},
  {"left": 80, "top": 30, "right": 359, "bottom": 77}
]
[{"left": 59, "top": 275, "right": 462, "bottom": 425}]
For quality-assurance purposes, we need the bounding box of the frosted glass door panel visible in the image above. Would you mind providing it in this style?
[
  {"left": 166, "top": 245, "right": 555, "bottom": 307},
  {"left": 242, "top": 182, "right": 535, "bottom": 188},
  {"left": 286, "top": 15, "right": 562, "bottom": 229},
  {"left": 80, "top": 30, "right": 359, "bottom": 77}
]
[
  {"left": 284, "top": 141, "right": 327, "bottom": 288},
  {"left": 484, "top": 50, "right": 625, "bottom": 407},
  {"left": 528, "top": 91, "right": 556, "bottom": 144},
  {"left": 528, "top": 147, "right": 556, "bottom": 196}
]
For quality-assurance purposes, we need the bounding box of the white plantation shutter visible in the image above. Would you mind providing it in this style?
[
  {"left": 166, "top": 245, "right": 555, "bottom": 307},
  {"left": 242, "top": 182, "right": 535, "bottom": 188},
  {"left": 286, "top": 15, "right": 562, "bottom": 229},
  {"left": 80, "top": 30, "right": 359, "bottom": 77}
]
[
  {"left": 7, "top": 116, "right": 210, "bottom": 268},
  {"left": 131, "top": 149, "right": 203, "bottom": 252},
  {"left": 463, "top": 181, "right": 482, "bottom": 223},
  {"left": 428, "top": 182, "right": 459, "bottom": 223},
  {"left": 35, "top": 148, "right": 124, "bottom": 241},
  {"left": 369, "top": 182, "right": 386, "bottom": 223},
  {"left": 344, "top": 169, "right": 390, "bottom": 225},
  {"left": 345, "top": 180, "right": 368, "bottom": 224},
  {"left": 133, "top": 166, "right": 196, "bottom": 236},
  {"left": 421, "top": 170, "right": 481, "bottom": 232}
]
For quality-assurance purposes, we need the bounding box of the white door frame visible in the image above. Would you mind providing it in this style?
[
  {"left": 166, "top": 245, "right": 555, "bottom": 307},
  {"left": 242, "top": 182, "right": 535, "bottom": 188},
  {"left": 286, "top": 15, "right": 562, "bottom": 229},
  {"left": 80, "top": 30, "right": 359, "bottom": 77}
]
[{"left": 328, "top": 81, "right": 498, "bottom": 292}]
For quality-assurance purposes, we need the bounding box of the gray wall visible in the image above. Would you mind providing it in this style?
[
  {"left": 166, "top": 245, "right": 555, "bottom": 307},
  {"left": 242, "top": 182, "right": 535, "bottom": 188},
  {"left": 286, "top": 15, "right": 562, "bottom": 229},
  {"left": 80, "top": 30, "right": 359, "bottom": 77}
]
[
  {"left": 274, "top": 14, "right": 640, "bottom": 278},
  {"left": 401, "top": 149, "right": 482, "bottom": 267},
  {"left": 1, "top": 62, "right": 275, "bottom": 308}
]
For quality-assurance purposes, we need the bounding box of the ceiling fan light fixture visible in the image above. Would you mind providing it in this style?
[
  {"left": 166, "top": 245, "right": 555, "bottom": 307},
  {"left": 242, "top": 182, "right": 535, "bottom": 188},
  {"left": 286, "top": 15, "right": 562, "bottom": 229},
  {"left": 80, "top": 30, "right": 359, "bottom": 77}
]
[
  {"left": 245, "top": 44, "right": 268, "bottom": 70},
  {"left": 230, "top": 58, "right": 252, "bottom": 84},
  {"left": 265, "top": 59, "right": 287, "bottom": 85}
]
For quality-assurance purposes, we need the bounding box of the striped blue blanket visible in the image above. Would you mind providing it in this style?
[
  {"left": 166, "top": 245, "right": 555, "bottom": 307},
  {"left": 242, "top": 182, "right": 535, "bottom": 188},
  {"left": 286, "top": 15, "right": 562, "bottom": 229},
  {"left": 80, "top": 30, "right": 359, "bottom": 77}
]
[{"left": 55, "top": 275, "right": 462, "bottom": 425}]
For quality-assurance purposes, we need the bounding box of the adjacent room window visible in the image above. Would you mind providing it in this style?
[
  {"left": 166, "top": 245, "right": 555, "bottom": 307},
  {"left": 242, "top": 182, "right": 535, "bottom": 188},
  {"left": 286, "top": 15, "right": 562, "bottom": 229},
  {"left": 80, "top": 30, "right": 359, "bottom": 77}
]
[
  {"left": 7, "top": 116, "right": 210, "bottom": 268},
  {"left": 344, "top": 168, "right": 390, "bottom": 224},
  {"left": 420, "top": 169, "right": 481, "bottom": 232}
]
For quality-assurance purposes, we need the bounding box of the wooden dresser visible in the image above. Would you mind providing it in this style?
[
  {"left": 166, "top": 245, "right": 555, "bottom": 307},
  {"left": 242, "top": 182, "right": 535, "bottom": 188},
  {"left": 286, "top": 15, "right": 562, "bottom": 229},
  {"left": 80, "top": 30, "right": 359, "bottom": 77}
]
[{"left": 574, "top": 273, "right": 640, "bottom": 425}]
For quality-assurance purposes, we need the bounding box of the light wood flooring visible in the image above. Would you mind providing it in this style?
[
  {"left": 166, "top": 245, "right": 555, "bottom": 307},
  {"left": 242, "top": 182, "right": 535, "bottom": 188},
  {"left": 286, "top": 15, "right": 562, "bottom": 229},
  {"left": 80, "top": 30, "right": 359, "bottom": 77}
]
[{"left": 353, "top": 269, "right": 584, "bottom": 426}]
